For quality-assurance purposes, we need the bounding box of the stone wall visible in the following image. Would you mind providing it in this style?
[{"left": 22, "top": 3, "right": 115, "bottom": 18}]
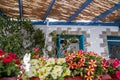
[{"left": 34, "top": 25, "right": 120, "bottom": 58}]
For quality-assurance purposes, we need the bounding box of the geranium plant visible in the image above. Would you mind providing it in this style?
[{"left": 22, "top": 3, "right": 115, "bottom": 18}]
[
  {"left": 65, "top": 50, "right": 109, "bottom": 80},
  {"left": 0, "top": 49, "right": 21, "bottom": 78}
]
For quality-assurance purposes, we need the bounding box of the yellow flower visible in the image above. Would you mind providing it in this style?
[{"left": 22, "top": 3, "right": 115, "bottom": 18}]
[
  {"left": 85, "top": 74, "right": 94, "bottom": 80},
  {"left": 30, "top": 59, "right": 39, "bottom": 66},
  {"left": 38, "top": 67, "right": 49, "bottom": 79},
  {"left": 51, "top": 70, "right": 62, "bottom": 79},
  {"left": 62, "top": 68, "right": 71, "bottom": 77},
  {"left": 54, "top": 65, "right": 62, "bottom": 72},
  {"left": 89, "top": 60, "right": 97, "bottom": 68},
  {"left": 56, "top": 58, "right": 66, "bottom": 65},
  {"left": 51, "top": 65, "right": 63, "bottom": 79},
  {"left": 45, "top": 58, "right": 55, "bottom": 66},
  {"left": 86, "top": 66, "right": 95, "bottom": 75}
]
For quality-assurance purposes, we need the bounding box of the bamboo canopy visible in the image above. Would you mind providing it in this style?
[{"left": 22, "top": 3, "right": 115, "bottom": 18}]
[{"left": 0, "top": 0, "right": 120, "bottom": 22}]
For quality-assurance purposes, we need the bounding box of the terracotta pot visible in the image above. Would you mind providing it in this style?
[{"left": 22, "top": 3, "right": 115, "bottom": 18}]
[
  {"left": 0, "top": 77, "right": 17, "bottom": 80},
  {"left": 28, "top": 77, "right": 40, "bottom": 80},
  {"left": 110, "top": 74, "right": 119, "bottom": 80},
  {"left": 64, "top": 76, "right": 84, "bottom": 80},
  {"left": 101, "top": 74, "right": 112, "bottom": 80}
]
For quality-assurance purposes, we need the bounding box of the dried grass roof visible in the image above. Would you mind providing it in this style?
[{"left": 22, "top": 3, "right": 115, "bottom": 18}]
[{"left": 0, "top": 0, "right": 120, "bottom": 22}]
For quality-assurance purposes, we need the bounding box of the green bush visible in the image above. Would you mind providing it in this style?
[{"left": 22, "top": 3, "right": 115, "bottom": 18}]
[{"left": 0, "top": 13, "right": 45, "bottom": 58}]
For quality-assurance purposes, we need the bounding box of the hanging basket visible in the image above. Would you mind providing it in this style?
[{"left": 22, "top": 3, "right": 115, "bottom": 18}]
[{"left": 0, "top": 77, "right": 17, "bottom": 80}]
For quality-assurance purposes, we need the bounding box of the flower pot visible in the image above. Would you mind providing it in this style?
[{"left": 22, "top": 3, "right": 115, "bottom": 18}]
[
  {"left": 101, "top": 74, "right": 112, "bottom": 80},
  {"left": 0, "top": 77, "right": 17, "bottom": 80},
  {"left": 64, "top": 76, "right": 84, "bottom": 80},
  {"left": 28, "top": 77, "right": 40, "bottom": 80},
  {"left": 110, "top": 74, "right": 119, "bottom": 80}
]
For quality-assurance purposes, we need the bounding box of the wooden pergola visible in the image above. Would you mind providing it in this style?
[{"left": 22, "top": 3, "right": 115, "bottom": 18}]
[{"left": 0, "top": 0, "right": 120, "bottom": 26}]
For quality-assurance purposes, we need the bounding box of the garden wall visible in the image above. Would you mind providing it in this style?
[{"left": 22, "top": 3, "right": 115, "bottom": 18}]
[{"left": 34, "top": 25, "right": 119, "bottom": 58}]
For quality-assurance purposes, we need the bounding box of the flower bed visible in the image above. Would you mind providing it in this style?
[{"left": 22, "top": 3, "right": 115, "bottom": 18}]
[{"left": 22, "top": 49, "right": 120, "bottom": 80}]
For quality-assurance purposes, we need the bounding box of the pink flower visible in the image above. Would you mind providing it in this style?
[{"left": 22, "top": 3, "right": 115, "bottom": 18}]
[
  {"left": 116, "top": 70, "right": 120, "bottom": 79},
  {"left": 113, "top": 59, "right": 120, "bottom": 69},
  {"left": 33, "top": 48, "right": 40, "bottom": 52}
]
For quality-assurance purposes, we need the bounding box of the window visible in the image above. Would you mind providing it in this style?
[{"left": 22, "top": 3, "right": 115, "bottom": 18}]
[
  {"left": 107, "top": 36, "right": 120, "bottom": 60},
  {"left": 57, "top": 35, "right": 84, "bottom": 57}
]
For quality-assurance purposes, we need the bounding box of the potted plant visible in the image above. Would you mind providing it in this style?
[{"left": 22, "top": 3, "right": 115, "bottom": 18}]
[
  {"left": 0, "top": 49, "right": 21, "bottom": 80},
  {"left": 24, "top": 57, "right": 71, "bottom": 80},
  {"left": 107, "top": 58, "right": 120, "bottom": 79},
  {"left": 65, "top": 50, "right": 112, "bottom": 80}
]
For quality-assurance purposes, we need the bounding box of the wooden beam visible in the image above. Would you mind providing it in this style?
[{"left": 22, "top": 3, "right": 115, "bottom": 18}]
[
  {"left": 67, "top": 0, "right": 93, "bottom": 22},
  {"left": 92, "top": 3, "right": 120, "bottom": 22},
  {"left": 18, "top": 0, "right": 23, "bottom": 18},
  {"left": 43, "top": 0, "right": 56, "bottom": 21},
  {"left": 32, "top": 21, "right": 120, "bottom": 26}
]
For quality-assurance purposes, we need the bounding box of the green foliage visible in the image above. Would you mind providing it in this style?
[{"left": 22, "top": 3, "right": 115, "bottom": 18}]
[
  {"left": 0, "top": 13, "right": 45, "bottom": 58},
  {"left": 33, "top": 29, "right": 45, "bottom": 49}
]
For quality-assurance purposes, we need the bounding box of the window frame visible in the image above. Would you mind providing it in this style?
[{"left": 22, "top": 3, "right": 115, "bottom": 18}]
[
  {"left": 57, "top": 35, "right": 84, "bottom": 57},
  {"left": 107, "top": 36, "right": 120, "bottom": 59}
]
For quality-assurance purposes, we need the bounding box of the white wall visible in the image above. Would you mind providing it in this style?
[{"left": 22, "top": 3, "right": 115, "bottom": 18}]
[{"left": 34, "top": 25, "right": 119, "bottom": 58}]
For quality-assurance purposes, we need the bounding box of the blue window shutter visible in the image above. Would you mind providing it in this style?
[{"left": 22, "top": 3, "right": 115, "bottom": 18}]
[
  {"left": 57, "top": 35, "right": 61, "bottom": 58},
  {"left": 80, "top": 35, "right": 84, "bottom": 50}
]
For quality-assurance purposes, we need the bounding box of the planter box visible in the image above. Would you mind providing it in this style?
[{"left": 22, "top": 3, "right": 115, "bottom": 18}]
[
  {"left": 28, "top": 77, "right": 40, "bottom": 80},
  {"left": 110, "top": 74, "right": 119, "bottom": 80},
  {"left": 27, "top": 74, "right": 112, "bottom": 80},
  {"left": 0, "top": 77, "right": 17, "bottom": 80},
  {"left": 64, "top": 76, "right": 84, "bottom": 80}
]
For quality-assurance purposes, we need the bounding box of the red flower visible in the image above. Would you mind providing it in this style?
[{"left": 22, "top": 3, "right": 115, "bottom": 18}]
[
  {"left": 77, "top": 58, "right": 85, "bottom": 67},
  {"left": 8, "top": 52, "right": 18, "bottom": 60},
  {"left": 2, "top": 55, "right": 13, "bottom": 63},
  {"left": 65, "top": 53, "right": 75, "bottom": 61},
  {"left": 85, "top": 74, "right": 94, "bottom": 80},
  {"left": 86, "top": 66, "right": 95, "bottom": 75},
  {"left": 78, "top": 50, "right": 85, "bottom": 54},
  {"left": 15, "top": 59, "right": 21, "bottom": 65},
  {"left": 76, "top": 52, "right": 83, "bottom": 58},
  {"left": 33, "top": 48, "right": 40, "bottom": 52},
  {"left": 88, "top": 60, "right": 97, "bottom": 68},
  {"left": 102, "top": 59, "right": 110, "bottom": 67},
  {"left": 116, "top": 70, "right": 120, "bottom": 79},
  {"left": 0, "top": 49, "right": 5, "bottom": 56},
  {"left": 33, "top": 54, "right": 39, "bottom": 59},
  {"left": 68, "top": 61, "right": 74, "bottom": 69}
]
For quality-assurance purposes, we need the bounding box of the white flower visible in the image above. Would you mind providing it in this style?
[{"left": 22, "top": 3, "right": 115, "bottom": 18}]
[
  {"left": 31, "top": 65, "right": 39, "bottom": 69},
  {"left": 45, "top": 58, "right": 55, "bottom": 66},
  {"left": 56, "top": 58, "right": 66, "bottom": 65},
  {"left": 30, "top": 59, "right": 39, "bottom": 66},
  {"left": 51, "top": 65, "right": 63, "bottom": 79},
  {"left": 38, "top": 67, "right": 50, "bottom": 79},
  {"left": 27, "top": 68, "right": 36, "bottom": 77}
]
